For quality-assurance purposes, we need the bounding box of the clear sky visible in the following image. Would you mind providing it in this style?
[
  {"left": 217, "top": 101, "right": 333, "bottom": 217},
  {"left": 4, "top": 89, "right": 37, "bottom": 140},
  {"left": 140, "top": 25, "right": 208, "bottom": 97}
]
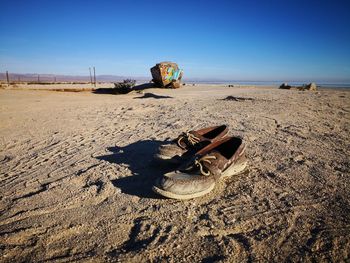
[{"left": 1, "top": 0, "right": 349, "bottom": 82}]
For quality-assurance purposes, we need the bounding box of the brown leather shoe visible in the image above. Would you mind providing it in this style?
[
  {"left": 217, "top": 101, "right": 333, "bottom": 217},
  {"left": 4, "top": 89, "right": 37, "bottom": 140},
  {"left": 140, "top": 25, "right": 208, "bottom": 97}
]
[
  {"left": 154, "top": 125, "right": 228, "bottom": 164},
  {"left": 153, "top": 136, "right": 247, "bottom": 200}
]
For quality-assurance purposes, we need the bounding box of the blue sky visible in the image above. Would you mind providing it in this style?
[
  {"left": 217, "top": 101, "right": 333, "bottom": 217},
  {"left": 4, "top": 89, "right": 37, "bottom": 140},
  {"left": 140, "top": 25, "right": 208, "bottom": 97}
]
[{"left": 0, "top": 0, "right": 349, "bottom": 82}]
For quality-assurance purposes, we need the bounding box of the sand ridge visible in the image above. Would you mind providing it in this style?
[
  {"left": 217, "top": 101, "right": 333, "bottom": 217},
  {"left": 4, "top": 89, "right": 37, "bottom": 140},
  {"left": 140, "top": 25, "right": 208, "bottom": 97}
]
[{"left": 0, "top": 85, "right": 349, "bottom": 262}]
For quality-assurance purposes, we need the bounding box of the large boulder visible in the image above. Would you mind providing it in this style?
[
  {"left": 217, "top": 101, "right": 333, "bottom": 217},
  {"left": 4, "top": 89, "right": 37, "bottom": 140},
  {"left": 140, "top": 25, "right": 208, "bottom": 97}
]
[{"left": 150, "top": 62, "right": 183, "bottom": 88}]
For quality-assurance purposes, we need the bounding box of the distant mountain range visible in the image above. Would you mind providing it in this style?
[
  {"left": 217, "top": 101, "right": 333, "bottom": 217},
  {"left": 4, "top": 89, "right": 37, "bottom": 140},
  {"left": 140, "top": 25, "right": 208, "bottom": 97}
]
[{"left": 0, "top": 73, "right": 150, "bottom": 83}]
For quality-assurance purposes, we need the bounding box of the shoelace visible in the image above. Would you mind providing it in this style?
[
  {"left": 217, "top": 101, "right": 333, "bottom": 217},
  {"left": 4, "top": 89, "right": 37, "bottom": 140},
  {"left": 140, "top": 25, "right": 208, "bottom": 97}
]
[
  {"left": 177, "top": 132, "right": 200, "bottom": 148},
  {"left": 186, "top": 155, "right": 217, "bottom": 176}
]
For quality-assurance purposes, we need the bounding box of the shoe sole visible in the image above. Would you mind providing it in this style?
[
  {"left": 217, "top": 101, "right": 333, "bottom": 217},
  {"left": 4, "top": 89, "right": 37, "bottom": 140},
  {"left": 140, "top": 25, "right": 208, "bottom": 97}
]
[
  {"left": 152, "top": 183, "right": 215, "bottom": 200},
  {"left": 152, "top": 161, "right": 248, "bottom": 200}
]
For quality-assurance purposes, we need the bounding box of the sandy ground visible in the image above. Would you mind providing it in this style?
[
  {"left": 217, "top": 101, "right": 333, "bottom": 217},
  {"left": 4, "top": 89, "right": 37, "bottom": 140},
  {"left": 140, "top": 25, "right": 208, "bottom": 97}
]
[{"left": 0, "top": 85, "right": 349, "bottom": 262}]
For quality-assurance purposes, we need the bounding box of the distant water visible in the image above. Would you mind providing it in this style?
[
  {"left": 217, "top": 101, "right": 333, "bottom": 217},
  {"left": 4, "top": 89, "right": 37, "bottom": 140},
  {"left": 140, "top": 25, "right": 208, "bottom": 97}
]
[{"left": 184, "top": 80, "right": 350, "bottom": 89}]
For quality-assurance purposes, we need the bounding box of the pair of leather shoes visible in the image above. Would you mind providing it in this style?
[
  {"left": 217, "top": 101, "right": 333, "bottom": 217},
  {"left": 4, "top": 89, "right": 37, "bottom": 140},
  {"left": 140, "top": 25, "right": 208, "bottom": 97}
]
[{"left": 153, "top": 125, "right": 247, "bottom": 200}]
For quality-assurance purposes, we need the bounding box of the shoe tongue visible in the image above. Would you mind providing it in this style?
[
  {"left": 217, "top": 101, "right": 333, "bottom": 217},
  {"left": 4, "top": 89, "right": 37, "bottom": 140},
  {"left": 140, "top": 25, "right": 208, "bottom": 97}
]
[{"left": 192, "top": 150, "right": 227, "bottom": 177}]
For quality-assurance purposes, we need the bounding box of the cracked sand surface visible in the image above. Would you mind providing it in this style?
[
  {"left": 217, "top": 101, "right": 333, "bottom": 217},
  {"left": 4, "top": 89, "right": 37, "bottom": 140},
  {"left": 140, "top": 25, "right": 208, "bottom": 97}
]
[{"left": 0, "top": 85, "right": 349, "bottom": 262}]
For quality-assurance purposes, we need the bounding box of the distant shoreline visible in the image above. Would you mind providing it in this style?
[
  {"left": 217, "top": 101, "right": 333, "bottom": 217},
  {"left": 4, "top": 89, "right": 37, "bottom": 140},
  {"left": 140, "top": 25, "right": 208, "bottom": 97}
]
[{"left": 183, "top": 81, "right": 350, "bottom": 88}]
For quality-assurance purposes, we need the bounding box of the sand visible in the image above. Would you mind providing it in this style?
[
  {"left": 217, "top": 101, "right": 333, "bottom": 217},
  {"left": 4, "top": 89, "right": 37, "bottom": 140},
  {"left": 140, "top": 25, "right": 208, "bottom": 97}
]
[{"left": 0, "top": 85, "right": 349, "bottom": 262}]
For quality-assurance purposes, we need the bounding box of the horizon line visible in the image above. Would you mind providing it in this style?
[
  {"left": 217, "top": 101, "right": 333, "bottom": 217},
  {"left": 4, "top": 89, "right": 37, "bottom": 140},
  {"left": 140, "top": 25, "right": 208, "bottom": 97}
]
[{"left": 0, "top": 72, "right": 350, "bottom": 84}]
